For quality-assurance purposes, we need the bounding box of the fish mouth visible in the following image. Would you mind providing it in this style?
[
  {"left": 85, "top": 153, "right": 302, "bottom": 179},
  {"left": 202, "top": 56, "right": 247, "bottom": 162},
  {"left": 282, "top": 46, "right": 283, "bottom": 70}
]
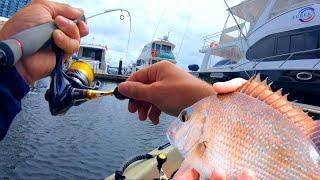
[{"left": 167, "top": 119, "right": 191, "bottom": 157}]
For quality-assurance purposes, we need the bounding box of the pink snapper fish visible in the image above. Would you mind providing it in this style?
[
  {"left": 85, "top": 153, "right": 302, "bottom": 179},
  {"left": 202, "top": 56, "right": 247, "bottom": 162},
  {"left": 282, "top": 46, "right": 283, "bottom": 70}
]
[{"left": 167, "top": 75, "right": 320, "bottom": 179}]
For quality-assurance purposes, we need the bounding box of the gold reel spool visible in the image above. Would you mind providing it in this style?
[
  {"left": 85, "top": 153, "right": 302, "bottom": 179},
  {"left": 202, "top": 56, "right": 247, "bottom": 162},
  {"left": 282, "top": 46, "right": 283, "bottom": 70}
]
[{"left": 68, "top": 60, "right": 95, "bottom": 86}]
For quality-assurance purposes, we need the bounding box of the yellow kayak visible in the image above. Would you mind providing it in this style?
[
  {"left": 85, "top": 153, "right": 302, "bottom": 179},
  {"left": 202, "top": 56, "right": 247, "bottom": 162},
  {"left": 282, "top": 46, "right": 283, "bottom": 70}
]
[{"left": 105, "top": 143, "right": 183, "bottom": 180}]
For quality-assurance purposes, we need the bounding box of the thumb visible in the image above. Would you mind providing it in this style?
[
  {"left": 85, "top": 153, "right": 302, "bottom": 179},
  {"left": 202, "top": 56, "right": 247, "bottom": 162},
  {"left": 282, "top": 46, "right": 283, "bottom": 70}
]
[{"left": 118, "top": 81, "right": 151, "bottom": 101}]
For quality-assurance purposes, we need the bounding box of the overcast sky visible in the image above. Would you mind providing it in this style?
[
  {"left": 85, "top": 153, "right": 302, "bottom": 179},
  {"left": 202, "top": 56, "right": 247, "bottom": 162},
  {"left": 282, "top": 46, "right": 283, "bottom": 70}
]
[{"left": 55, "top": 0, "right": 243, "bottom": 68}]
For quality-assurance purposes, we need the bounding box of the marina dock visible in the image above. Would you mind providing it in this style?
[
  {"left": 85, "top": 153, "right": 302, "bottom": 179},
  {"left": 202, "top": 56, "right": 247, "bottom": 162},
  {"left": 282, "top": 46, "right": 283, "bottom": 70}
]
[{"left": 95, "top": 73, "right": 128, "bottom": 82}]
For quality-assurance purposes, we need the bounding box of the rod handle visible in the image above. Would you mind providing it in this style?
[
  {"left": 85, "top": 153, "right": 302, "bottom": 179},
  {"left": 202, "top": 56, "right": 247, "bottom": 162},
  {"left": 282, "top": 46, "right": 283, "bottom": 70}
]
[{"left": 0, "top": 15, "right": 86, "bottom": 67}]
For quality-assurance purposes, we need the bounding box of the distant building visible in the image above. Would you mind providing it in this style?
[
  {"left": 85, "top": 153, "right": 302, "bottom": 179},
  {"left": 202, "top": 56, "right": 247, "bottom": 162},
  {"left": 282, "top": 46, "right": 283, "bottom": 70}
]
[{"left": 0, "top": 0, "right": 31, "bottom": 18}]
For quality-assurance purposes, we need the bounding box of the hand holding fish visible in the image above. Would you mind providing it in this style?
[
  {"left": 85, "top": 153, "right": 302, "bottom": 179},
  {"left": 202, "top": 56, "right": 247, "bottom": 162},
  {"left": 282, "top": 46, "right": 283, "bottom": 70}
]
[
  {"left": 118, "top": 60, "right": 246, "bottom": 125},
  {"left": 174, "top": 167, "right": 255, "bottom": 180},
  {"left": 0, "top": 0, "right": 88, "bottom": 84},
  {"left": 167, "top": 75, "right": 320, "bottom": 179}
]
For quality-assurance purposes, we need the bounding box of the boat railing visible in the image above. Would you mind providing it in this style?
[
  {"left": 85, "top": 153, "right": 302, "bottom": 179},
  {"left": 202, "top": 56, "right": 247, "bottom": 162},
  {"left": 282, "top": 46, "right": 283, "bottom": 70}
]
[
  {"left": 250, "top": 48, "right": 320, "bottom": 69},
  {"left": 201, "top": 31, "right": 222, "bottom": 49},
  {"left": 229, "top": 48, "right": 320, "bottom": 73},
  {"left": 201, "top": 22, "right": 246, "bottom": 50}
]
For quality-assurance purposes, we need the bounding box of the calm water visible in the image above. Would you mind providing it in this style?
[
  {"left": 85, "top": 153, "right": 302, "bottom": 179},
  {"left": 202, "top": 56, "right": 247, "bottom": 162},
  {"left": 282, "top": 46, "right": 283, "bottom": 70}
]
[{"left": 0, "top": 82, "right": 173, "bottom": 179}]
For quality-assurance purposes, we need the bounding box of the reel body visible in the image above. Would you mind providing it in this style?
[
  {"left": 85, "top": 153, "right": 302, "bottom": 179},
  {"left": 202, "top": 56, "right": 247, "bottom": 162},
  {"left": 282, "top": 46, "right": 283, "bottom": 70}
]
[{"left": 45, "top": 47, "right": 101, "bottom": 115}]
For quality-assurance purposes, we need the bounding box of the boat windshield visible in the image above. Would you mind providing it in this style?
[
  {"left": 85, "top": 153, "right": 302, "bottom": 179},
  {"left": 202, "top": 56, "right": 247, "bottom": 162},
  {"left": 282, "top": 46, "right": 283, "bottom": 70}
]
[
  {"left": 152, "top": 43, "right": 161, "bottom": 52},
  {"left": 161, "top": 45, "right": 172, "bottom": 53}
]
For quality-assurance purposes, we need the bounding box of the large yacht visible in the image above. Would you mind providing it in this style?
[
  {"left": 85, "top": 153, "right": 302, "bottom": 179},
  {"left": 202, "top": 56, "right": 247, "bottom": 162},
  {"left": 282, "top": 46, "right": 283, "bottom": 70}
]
[
  {"left": 133, "top": 35, "right": 176, "bottom": 71},
  {"left": 196, "top": 0, "right": 320, "bottom": 106}
]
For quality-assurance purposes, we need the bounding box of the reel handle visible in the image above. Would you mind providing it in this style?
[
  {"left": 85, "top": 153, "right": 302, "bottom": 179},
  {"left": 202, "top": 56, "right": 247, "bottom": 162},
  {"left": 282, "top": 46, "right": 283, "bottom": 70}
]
[{"left": 113, "top": 87, "right": 130, "bottom": 100}]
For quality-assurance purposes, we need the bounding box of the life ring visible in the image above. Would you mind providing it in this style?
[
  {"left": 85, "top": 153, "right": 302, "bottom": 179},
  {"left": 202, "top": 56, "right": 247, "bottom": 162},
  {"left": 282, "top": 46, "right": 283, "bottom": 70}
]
[
  {"left": 151, "top": 50, "right": 158, "bottom": 57},
  {"left": 210, "top": 42, "right": 218, "bottom": 48}
]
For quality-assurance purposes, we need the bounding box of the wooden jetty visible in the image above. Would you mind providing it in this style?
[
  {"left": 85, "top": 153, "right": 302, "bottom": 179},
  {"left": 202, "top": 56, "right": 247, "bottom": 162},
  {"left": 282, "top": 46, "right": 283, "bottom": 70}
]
[{"left": 95, "top": 73, "right": 128, "bottom": 82}]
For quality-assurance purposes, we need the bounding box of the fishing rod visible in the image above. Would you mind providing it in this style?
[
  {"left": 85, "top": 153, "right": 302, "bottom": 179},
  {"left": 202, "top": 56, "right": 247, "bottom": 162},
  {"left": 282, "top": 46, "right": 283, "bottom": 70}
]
[
  {"left": 87, "top": 9, "right": 132, "bottom": 61},
  {"left": 0, "top": 10, "right": 131, "bottom": 115}
]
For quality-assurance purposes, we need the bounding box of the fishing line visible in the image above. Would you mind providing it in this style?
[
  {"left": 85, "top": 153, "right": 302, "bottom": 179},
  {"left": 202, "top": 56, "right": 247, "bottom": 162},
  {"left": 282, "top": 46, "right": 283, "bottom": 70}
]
[{"left": 86, "top": 9, "right": 132, "bottom": 62}]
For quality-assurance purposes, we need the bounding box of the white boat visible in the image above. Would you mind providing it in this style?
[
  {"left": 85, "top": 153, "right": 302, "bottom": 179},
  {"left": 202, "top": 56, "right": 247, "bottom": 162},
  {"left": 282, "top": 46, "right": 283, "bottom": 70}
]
[
  {"left": 195, "top": 0, "right": 320, "bottom": 106},
  {"left": 72, "top": 44, "right": 109, "bottom": 74},
  {"left": 133, "top": 35, "right": 176, "bottom": 72}
]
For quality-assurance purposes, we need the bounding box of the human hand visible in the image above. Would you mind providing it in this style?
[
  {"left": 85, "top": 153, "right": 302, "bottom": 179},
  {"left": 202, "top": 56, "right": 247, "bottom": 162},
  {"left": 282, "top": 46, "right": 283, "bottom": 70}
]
[
  {"left": 118, "top": 60, "right": 216, "bottom": 124},
  {"left": 174, "top": 167, "right": 255, "bottom": 180},
  {"left": 118, "top": 60, "right": 247, "bottom": 125},
  {"left": 0, "top": 0, "right": 89, "bottom": 84}
]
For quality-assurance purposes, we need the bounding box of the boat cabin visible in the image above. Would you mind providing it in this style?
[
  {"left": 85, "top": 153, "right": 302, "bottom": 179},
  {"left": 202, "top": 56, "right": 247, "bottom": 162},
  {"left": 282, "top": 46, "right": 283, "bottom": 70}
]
[
  {"left": 200, "top": 0, "right": 320, "bottom": 71},
  {"left": 75, "top": 44, "right": 108, "bottom": 73},
  {"left": 196, "top": 0, "right": 320, "bottom": 107},
  {"left": 135, "top": 36, "right": 176, "bottom": 71}
]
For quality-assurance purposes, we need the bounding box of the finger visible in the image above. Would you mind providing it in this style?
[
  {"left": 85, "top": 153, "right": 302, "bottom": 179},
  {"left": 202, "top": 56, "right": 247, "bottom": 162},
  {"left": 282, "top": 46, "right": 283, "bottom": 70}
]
[
  {"left": 138, "top": 102, "right": 151, "bottom": 121},
  {"left": 128, "top": 99, "right": 139, "bottom": 113},
  {"left": 127, "top": 61, "right": 164, "bottom": 83},
  {"left": 55, "top": 16, "right": 80, "bottom": 40},
  {"left": 212, "top": 78, "right": 247, "bottom": 94},
  {"left": 174, "top": 168, "right": 199, "bottom": 180},
  {"left": 53, "top": 29, "right": 80, "bottom": 54},
  {"left": 237, "top": 170, "right": 255, "bottom": 180},
  {"left": 77, "top": 21, "right": 89, "bottom": 37},
  {"left": 148, "top": 106, "right": 161, "bottom": 125},
  {"left": 118, "top": 81, "right": 152, "bottom": 101},
  {"left": 210, "top": 167, "right": 226, "bottom": 180}
]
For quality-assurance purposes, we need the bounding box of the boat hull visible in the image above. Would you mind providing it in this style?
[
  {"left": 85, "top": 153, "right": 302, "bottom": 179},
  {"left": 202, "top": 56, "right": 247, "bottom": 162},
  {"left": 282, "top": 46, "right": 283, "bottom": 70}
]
[{"left": 193, "top": 70, "right": 320, "bottom": 106}]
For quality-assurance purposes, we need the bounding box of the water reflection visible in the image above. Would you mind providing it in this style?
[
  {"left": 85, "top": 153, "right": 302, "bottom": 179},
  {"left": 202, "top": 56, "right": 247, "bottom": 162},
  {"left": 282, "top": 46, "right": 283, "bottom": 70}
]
[{"left": 0, "top": 81, "right": 173, "bottom": 179}]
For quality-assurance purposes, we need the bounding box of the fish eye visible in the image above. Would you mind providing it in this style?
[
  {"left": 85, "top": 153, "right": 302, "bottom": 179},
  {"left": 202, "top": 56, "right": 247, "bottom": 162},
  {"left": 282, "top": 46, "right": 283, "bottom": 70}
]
[
  {"left": 180, "top": 111, "right": 188, "bottom": 122},
  {"left": 179, "top": 107, "right": 193, "bottom": 122}
]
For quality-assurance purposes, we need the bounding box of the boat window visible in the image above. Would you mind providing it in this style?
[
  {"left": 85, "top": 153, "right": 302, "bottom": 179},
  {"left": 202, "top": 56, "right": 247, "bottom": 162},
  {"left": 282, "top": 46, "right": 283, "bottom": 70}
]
[
  {"left": 276, "top": 36, "right": 290, "bottom": 55},
  {"left": 213, "top": 59, "right": 236, "bottom": 67},
  {"left": 246, "top": 36, "right": 275, "bottom": 60},
  {"left": 152, "top": 43, "right": 155, "bottom": 49},
  {"left": 155, "top": 44, "right": 161, "bottom": 52},
  {"left": 290, "top": 31, "right": 319, "bottom": 59},
  {"left": 82, "top": 47, "right": 103, "bottom": 62},
  {"left": 161, "top": 45, "right": 171, "bottom": 53},
  {"left": 247, "top": 26, "right": 320, "bottom": 61},
  {"left": 304, "top": 31, "right": 318, "bottom": 50},
  {"left": 136, "top": 59, "right": 145, "bottom": 66},
  {"left": 290, "top": 33, "right": 305, "bottom": 52}
]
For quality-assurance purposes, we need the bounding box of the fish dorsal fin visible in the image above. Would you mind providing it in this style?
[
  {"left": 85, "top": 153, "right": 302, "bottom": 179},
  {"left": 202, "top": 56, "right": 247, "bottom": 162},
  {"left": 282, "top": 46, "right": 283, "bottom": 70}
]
[{"left": 237, "top": 74, "right": 320, "bottom": 150}]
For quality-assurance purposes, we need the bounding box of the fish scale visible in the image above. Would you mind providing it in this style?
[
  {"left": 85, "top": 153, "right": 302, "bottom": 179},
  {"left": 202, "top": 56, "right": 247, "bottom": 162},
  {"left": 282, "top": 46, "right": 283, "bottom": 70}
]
[{"left": 167, "top": 75, "right": 320, "bottom": 179}]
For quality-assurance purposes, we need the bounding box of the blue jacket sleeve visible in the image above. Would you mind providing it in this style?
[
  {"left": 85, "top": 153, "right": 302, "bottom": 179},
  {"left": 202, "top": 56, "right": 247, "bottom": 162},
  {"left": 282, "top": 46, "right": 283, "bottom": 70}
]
[{"left": 0, "top": 67, "right": 30, "bottom": 140}]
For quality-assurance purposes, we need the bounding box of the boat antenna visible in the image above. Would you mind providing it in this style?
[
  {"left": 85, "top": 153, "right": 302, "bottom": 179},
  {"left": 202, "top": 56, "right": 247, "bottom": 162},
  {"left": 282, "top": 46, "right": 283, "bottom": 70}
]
[
  {"left": 152, "top": 8, "right": 166, "bottom": 41},
  {"left": 87, "top": 9, "right": 132, "bottom": 62},
  {"left": 223, "top": 0, "right": 247, "bottom": 41},
  {"left": 177, "top": 16, "right": 191, "bottom": 60}
]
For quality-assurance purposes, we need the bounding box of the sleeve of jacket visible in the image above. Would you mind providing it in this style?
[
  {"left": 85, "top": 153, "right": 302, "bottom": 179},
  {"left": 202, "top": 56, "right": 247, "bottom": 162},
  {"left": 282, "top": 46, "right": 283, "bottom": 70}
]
[{"left": 0, "top": 67, "right": 30, "bottom": 140}]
